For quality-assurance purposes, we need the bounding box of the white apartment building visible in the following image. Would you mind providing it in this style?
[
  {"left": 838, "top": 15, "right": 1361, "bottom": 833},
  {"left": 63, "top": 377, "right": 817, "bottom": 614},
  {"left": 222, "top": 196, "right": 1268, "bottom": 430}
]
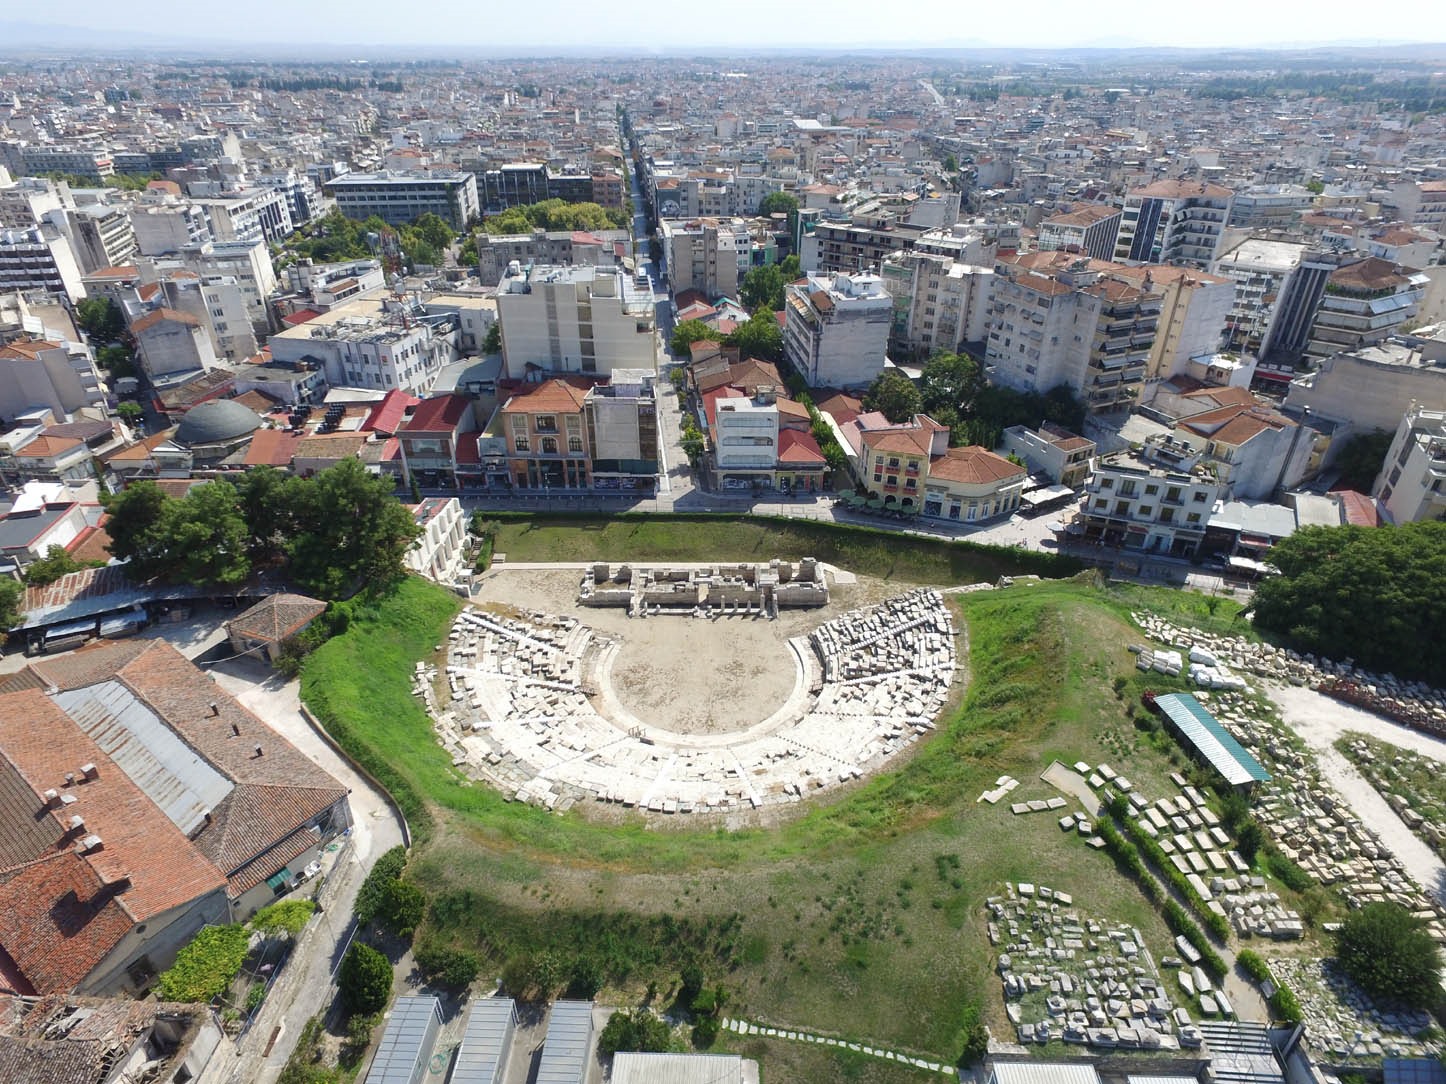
[
  {"left": 195, "top": 188, "right": 294, "bottom": 246},
  {"left": 175, "top": 240, "right": 277, "bottom": 334},
  {"left": 497, "top": 265, "right": 656, "bottom": 378},
  {"left": 1228, "top": 185, "right": 1316, "bottom": 230},
  {"left": 151, "top": 272, "right": 259, "bottom": 362},
  {"left": 1077, "top": 448, "right": 1222, "bottom": 556},
  {"left": 712, "top": 393, "right": 779, "bottom": 474},
  {"left": 1114, "top": 180, "right": 1233, "bottom": 269},
  {"left": 880, "top": 248, "right": 993, "bottom": 359},
  {"left": 0, "top": 224, "right": 85, "bottom": 302},
  {"left": 1284, "top": 337, "right": 1446, "bottom": 436},
  {"left": 984, "top": 253, "right": 1161, "bottom": 414},
  {"left": 1305, "top": 257, "right": 1428, "bottom": 362},
  {"left": 0, "top": 338, "right": 105, "bottom": 420},
  {"left": 1213, "top": 239, "right": 1336, "bottom": 360},
  {"left": 267, "top": 293, "right": 460, "bottom": 394},
  {"left": 131, "top": 308, "right": 220, "bottom": 383},
  {"left": 1375, "top": 404, "right": 1446, "bottom": 524},
  {"left": 1112, "top": 265, "right": 1234, "bottom": 383},
  {"left": 661, "top": 217, "right": 749, "bottom": 300},
  {"left": 404, "top": 496, "right": 468, "bottom": 584},
  {"left": 0, "top": 173, "right": 69, "bottom": 229},
  {"left": 129, "top": 201, "right": 213, "bottom": 256},
  {"left": 62, "top": 203, "right": 137, "bottom": 274},
  {"left": 783, "top": 271, "right": 892, "bottom": 388}
]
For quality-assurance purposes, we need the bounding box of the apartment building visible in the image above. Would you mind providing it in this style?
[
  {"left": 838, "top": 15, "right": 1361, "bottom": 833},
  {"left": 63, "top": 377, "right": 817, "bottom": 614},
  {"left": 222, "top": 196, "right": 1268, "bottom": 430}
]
[
  {"left": 131, "top": 308, "right": 220, "bottom": 384},
  {"left": 783, "top": 271, "right": 892, "bottom": 388},
  {"left": 63, "top": 203, "right": 137, "bottom": 274},
  {"left": 1212, "top": 238, "right": 1335, "bottom": 361},
  {"left": 1390, "top": 180, "right": 1446, "bottom": 232},
  {"left": 1304, "top": 257, "right": 1428, "bottom": 362},
  {"left": 1111, "top": 265, "right": 1234, "bottom": 383},
  {"left": 0, "top": 338, "right": 105, "bottom": 420},
  {"left": 16, "top": 145, "right": 114, "bottom": 180},
  {"left": 150, "top": 271, "right": 259, "bottom": 362},
  {"left": 1077, "top": 448, "right": 1222, "bottom": 556},
  {"left": 324, "top": 170, "right": 479, "bottom": 230},
  {"left": 1036, "top": 204, "right": 1122, "bottom": 261},
  {"left": 475, "top": 228, "right": 629, "bottom": 286},
  {"left": 1227, "top": 185, "right": 1315, "bottom": 229},
  {"left": 1375, "top": 404, "right": 1446, "bottom": 524},
  {"left": 404, "top": 497, "right": 468, "bottom": 583},
  {"left": 396, "top": 393, "right": 478, "bottom": 488},
  {"left": 194, "top": 187, "right": 294, "bottom": 246},
  {"left": 268, "top": 293, "right": 459, "bottom": 394},
  {"left": 985, "top": 252, "right": 1162, "bottom": 414},
  {"left": 1114, "top": 180, "right": 1233, "bottom": 269},
  {"left": 1285, "top": 336, "right": 1446, "bottom": 436},
  {"left": 0, "top": 224, "right": 86, "bottom": 302},
  {"left": 880, "top": 248, "right": 993, "bottom": 359},
  {"left": 496, "top": 265, "right": 656, "bottom": 378},
  {"left": 585, "top": 370, "right": 660, "bottom": 493},
  {"left": 662, "top": 217, "right": 749, "bottom": 300},
  {"left": 129, "top": 199, "right": 213, "bottom": 256},
  {"left": 0, "top": 173, "right": 69, "bottom": 228},
  {"left": 799, "top": 214, "right": 928, "bottom": 275}
]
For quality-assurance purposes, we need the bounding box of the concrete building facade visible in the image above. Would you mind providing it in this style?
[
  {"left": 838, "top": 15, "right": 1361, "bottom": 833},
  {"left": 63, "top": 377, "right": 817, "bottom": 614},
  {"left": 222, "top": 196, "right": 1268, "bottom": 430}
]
[{"left": 783, "top": 271, "right": 892, "bottom": 388}]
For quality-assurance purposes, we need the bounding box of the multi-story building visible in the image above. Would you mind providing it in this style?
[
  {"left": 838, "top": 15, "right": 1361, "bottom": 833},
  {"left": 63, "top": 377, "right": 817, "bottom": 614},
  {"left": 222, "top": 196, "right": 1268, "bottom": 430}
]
[
  {"left": 268, "top": 293, "right": 460, "bottom": 394},
  {"left": 498, "top": 378, "right": 593, "bottom": 490},
  {"left": 783, "top": 271, "right": 892, "bottom": 388},
  {"left": 172, "top": 240, "right": 278, "bottom": 335},
  {"left": 0, "top": 224, "right": 85, "bottom": 302},
  {"left": 0, "top": 338, "right": 105, "bottom": 420},
  {"left": 1285, "top": 336, "right": 1446, "bottom": 437},
  {"left": 879, "top": 248, "right": 993, "bottom": 359},
  {"left": 1227, "top": 185, "right": 1315, "bottom": 230},
  {"left": 0, "top": 173, "right": 69, "bottom": 228},
  {"left": 1375, "top": 404, "right": 1446, "bottom": 524},
  {"left": 475, "top": 229, "right": 629, "bottom": 286},
  {"left": 1076, "top": 448, "right": 1222, "bottom": 556},
  {"left": 129, "top": 196, "right": 214, "bottom": 256},
  {"left": 17, "top": 145, "right": 114, "bottom": 181},
  {"left": 255, "top": 170, "right": 323, "bottom": 229},
  {"left": 799, "top": 214, "right": 928, "bottom": 275},
  {"left": 661, "top": 217, "right": 749, "bottom": 300},
  {"left": 1114, "top": 180, "right": 1233, "bottom": 269},
  {"left": 985, "top": 252, "right": 1161, "bottom": 414},
  {"left": 497, "top": 265, "right": 656, "bottom": 378},
  {"left": 131, "top": 308, "right": 220, "bottom": 384},
  {"left": 1111, "top": 265, "right": 1234, "bottom": 383},
  {"left": 1304, "top": 257, "right": 1428, "bottom": 362},
  {"left": 194, "top": 187, "right": 294, "bottom": 246},
  {"left": 324, "top": 170, "right": 479, "bottom": 230},
  {"left": 1390, "top": 179, "right": 1446, "bottom": 232},
  {"left": 479, "top": 162, "right": 550, "bottom": 212},
  {"left": 150, "top": 271, "right": 259, "bottom": 362},
  {"left": 396, "top": 393, "right": 478, "bottom": 488},
  {"left": 1036, "top": 204, "right": 1122, "bottom": 261},
  {"left": 1000, "top": 422, "right": 1095, "bottom": 488},
  {"left": 62, "top": 203, "right": 137, "bottom": 274},
  {"left": 404, "top": 496, "right": 468, "bottom": 583},
  {"left": 1212, "top": 238, "right": 1336, "bottom": 362},
  {"left": 584, "top": 370, "right": 660, "bottom": 493},
  {"left": 853, "top": 413, "right": 1026, "bottom": 521}
]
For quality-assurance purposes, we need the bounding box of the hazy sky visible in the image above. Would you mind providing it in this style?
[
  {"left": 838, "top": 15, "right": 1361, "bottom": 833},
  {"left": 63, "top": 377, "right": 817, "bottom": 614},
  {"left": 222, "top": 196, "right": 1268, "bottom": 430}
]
[{"left": 28, "top": 0, "right": 1446, "bottom": 50}]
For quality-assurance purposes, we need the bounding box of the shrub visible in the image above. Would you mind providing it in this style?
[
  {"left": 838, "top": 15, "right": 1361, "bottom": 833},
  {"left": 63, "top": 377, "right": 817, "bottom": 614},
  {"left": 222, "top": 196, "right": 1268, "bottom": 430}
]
[
  {"left": 414, "top": 938, "right": 481, "bottom": 990},
  {"left": 691, "top": 1015, "right": 719, "bottom": 1047},
  {"left": 956, "top": 1001, "right": 989, "bottom": 1068},
  {"left": 1336, "top": 902, "right": 1440, "bottom": 1009},
  {"left": 250, "top": 899, "right": 317, "bottom": 938},
  {"left": 598, "top": 1009, "right": 675, "bottom": 1056},
  {"left": 157, "top": 925, "right": 252, "bottom": 1002},
  {"left": 339, "top": 943, "right": 392, "bottom": 1015},
  {"left": 340, "top": 1012, "right": 380, "bottom": 1068},
  {"left": 355, "top": 847, "right": 408, "bottom": 925},
  {"left": 379, "top": 879, "right": 427, "bottom": 939}
]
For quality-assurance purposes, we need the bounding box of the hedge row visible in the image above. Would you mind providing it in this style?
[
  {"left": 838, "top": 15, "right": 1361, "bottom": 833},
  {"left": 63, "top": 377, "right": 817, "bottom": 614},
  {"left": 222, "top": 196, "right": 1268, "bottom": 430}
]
[
  {"left": 1235, "top": 949, "right": 1304, "bottom": 1025},
  {"left": 1094, "top": 815, "right": 1227, "bottom": 980},
  {"left": 1117, "top": 804, "right": 1232, "bottom": 943}
]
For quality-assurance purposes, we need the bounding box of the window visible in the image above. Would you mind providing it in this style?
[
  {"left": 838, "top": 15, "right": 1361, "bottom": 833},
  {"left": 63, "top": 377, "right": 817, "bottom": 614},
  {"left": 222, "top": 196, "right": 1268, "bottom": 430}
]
[
  {"left": 541, "top": 437, "right": 558, "bottom": 454},
  {"left": 1166, "top": 486, "right": 1182, "bottom": 502},
  {"left": 1099, "top": 477, "right": 1114, "bottom": 490},
  {"left": 1186, "top": 512, "right": 1201, "bottom": 523},
  {"left": 535, "top": 414, "right": 557, "bottom": 433},
  {"left": 1139, "top": 506, "right": 1153, "bottom": 518},
  {"left": 888, "top": 458, "right": 900, "bottom": 469},
  {"left": 1093, "top": 498, "right": 1106, "bottom": 510},
  {"left": 569, "top": 436, "right": 583, "bottom": 453},
  {"left": 1192, "top": 491, "right": 1208, "bottom": 503},
  {"left": 1144, "top": 484, "right": 1159, "bottom": 495},
  {"left": 514, "top": 436, "right": 529, "bottom": 452}
]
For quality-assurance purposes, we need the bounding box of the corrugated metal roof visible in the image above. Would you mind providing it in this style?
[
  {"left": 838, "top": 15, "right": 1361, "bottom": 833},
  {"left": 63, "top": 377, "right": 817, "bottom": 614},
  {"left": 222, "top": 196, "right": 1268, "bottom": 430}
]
[
  {"left": 536, "top": 1001, "right": 593, "bottom": 1084},
  {"left": 1199, "top": 1021, "right": 1283, "bottom": 1084},
  {"left": 54, "top": 681, "right": 233, "bottom": 835},
  {"left": 1153, "top": 693, "right": 1271, "bottom": 786},
  {"left": 365, "top": 996, "right": 441, "bottom": 1084},
  {"left": 450, "top": 997, "right": 517, "bottom": 1084},
  {"left": 989, "top": 1061, "right": 1103, "bottom": 1084},
  {"left": 613, "top": 1052, "right": 745, "bottom": 1084}
]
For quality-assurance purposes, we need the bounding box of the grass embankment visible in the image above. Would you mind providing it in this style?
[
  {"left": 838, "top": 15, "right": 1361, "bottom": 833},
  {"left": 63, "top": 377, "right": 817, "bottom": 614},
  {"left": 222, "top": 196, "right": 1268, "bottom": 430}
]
[
  {"left": 489, "top": 513, "right": 1081, "bottom": 584},
  {"left": 301, "top": 566, "right": 1242, "bottom": 1056}
]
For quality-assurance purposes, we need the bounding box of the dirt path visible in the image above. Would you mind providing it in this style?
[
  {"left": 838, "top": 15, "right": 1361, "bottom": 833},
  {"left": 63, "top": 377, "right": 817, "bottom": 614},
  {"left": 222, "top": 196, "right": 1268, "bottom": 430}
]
[{"left": 1264, "top": 681, "right": 1446, "bottom": 904}]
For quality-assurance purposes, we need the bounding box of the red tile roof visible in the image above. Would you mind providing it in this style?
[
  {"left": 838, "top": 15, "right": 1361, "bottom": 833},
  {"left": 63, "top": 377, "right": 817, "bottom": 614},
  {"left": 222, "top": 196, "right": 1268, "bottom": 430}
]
[
  {"left": 130, "top": 308, "right": 200, "bottom": 336},
  {"left": 0, "top": 852, "right": 133, "bottom": 995},
  {"left": 243, "top": 428, "right": 304, "bottom": 468},
  {"left": 402, "top": 393, "right": 471, "bottom": 433},
  {"left": 225, "top": 593, "right": 326, "bottom": 645},
  {"left": 362, "top": 388, "right": 422, "bottom": 435},
  {"left": 777, "top": 429, "right": 826, "bottom": 465},
  {"left": 928, "top": 445, "right": 1026, "bottom": 486},
  {"left": 500, "top": 379, "right": 590, "bottom": 415}
]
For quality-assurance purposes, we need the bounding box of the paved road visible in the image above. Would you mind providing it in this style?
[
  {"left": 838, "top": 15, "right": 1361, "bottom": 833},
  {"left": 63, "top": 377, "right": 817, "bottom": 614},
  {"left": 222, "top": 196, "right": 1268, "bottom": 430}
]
[{"left": 198, "top": 657, "right": 406, "bottom": 1084}]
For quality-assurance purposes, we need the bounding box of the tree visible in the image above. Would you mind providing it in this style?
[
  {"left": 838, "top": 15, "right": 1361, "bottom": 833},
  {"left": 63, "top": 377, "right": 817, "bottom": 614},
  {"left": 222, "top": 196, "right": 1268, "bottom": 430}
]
[
  {"left": 482, "top": 322, "right": 502, "bottom": 355},
  {"left": 723, "top": 308, "right": 784, "bottom": 362},
  {"left": 0, "top": 579, "right": 22, "bottom": 631},
  {"left": 778, "top": 254, "right": 801, "bottom": 280},
  {"left": 757, "top": 191, "right": 799, "bottom": 219},
  {"left": 919, "top": 352, "right": 985, "bottom": 419},
  {"left": 285, "top": 459, "right": 420, "bottom": 599},
  {"left": 153, "top": 481, "right": 252, "bottom": 587},
  {"left": 97, "top": 343, "right": 136, "bottom": 377},
  {"left": 76, "top": 297, "right": 126, "bottom": 344},
  {"left": 1252, "top": 522, "right": 1446, "bottom": 684},
  {"left": 115, "top": 400, "right": 144, "bottom": 423},
  {"left": 1333, "top": 429, "right": 1393, "bottom": 491},
  {"left": 378, "top": 879, "right": 426, "bottom": 939},
  {"left": 942, "top": 154, "right": 959, "bottom": 173},
  {"left": 102, "top": 481, "right": 168, "bottom": 569},
  {"left": 863, "top": 369, "right": 923, "bottom": 423},
  {"left": 23, "top": 545, "right": 89, "bottom": 587},
  {"left": 338, "top": 943, "right": 392, "bottom": 1015},
  {"left": 1335, "top": 902, "right": 1440, "bottom": 1009},
  {"left": 598, "top": 1009, "right": 675, "bottom": 1056},
  {"left": 355, "top": 846, "right": 408, "bottom": 925},
  {"left": 411, "top": 212, "right": 454, "bottom": 250},
  {"left": 1306, "top": 178, "right": 1325, "bottom": 194},
  {"left": 739, "top": 263, "right": 786, "bottom": 312},
  {"left": 670, "top": 319, "right": 721, "bottom": 357},
  {"left": 249, "top": 899, "right": 317, "bottom": 938},
  {"left": 231, "top": 467, "right": 302, "bottom": 566}
]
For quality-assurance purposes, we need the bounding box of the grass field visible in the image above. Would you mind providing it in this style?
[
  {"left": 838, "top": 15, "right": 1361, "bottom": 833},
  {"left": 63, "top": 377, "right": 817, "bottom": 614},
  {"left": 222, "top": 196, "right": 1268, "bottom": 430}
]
[
  {"left": 300, "top": 546, "right": 1252, "bottom": 1060},
  {"left": 484, "top": 512, "right": 1081, "bottom": 584}
]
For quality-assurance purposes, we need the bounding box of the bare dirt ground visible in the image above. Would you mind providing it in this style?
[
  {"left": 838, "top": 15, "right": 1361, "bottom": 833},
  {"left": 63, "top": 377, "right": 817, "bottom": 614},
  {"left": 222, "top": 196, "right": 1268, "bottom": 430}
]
[{"left": 471, "top": 568, "right": 901, "bottom": 735}]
